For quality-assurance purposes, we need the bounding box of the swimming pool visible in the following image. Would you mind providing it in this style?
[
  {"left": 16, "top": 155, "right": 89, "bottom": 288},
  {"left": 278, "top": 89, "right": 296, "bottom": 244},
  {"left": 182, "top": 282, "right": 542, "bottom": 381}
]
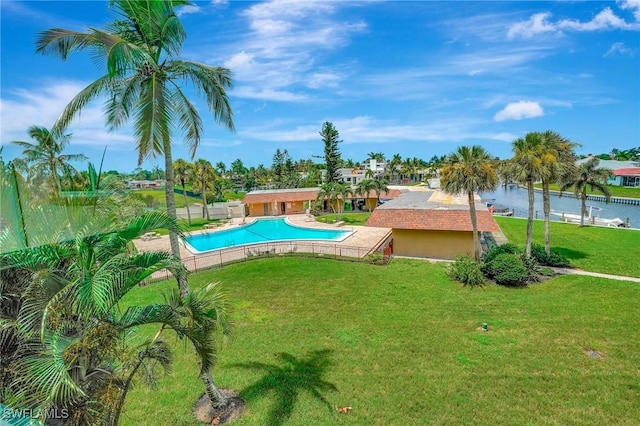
[{"left": 183, "top": 218, "right": 352, "bottom": 253}]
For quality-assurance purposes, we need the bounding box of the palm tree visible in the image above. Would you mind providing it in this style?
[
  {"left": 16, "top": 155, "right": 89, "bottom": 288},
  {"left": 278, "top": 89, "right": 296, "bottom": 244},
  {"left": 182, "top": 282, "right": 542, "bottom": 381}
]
[
  {"left": 539, "top": 131, "right": 578, "bottom": 254},
  {"left": 36, "top": 0, "right": 234, "bottom": 299},
  {"left": 215, "top": 161, "right": 227, "bottom": 178},
  {"left": 560, "top": 157, "right": 613, "bottom": 227},
  {"left": 0, "top": 211, "right": 229, "bottom": 424},
  {"left": 356, "top": 179, "right": 376, "bottom": 212},
  {"left": 12, "top": 125, "right": 87, "bottom": 195},
  {"left": 317, "top": 182, "right": 353, "bottom": 219},
  {"left": 192, "top": 159, "right": 216, "bottom": 220},
  {"left": 371, "top": 178, "right": 390, "bottom": 206},
  {"left": 388, "top": 153, "right": 402, "bottom": 183},
  {"left": 510, "top": 132, "right": 545, "bottom": 256},
  {"left": 174, "top": 158, "right": 194, "bottom": 226},
  {"left": 440, "top": 146, "right": 498, "bottom": 261}
]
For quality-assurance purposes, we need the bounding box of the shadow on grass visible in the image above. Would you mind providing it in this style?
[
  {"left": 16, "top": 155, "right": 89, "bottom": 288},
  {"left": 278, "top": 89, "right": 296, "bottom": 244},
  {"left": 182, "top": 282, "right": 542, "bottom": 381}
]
[
  {"left": 231, "top": 350, "right": 337, "bottom": 426},
  {"left": 553, "top": 247, "right": 589, "bottom": 261}
]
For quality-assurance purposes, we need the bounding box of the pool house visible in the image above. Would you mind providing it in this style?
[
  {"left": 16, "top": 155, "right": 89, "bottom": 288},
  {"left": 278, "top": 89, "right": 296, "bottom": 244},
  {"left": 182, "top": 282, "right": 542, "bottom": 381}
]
[
  {"left": 242, "top": 188, "right": 320, "bottom": 216},
  {"left": 366, "top": 190, "right": 499, "bottom": 259}
]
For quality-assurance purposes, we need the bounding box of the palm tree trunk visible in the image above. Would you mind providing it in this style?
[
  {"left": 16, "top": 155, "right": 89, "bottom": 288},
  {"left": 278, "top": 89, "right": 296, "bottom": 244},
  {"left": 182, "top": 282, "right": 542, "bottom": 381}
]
[
  {"left": 202, "top": 183, "right": 210, "bottom": 220},
  {"left": 163, "top": 139, "right": 190, "bottom": 299},
  {"left": 542, "top": 180, "right": 551, "bottom": 255},
  {"left": 580, "top": 191, "right": 587, "bottom": 227},
  {"left": 201, "top": 370, "right": 227, "bottom": 409},
  {"left": 467, "top": 191, "right": 482, "bottom": 261},
  {"left": 182, "top": 185, "right": 192, "bottom": 226},
  {"left": 525, "top": 179, "right": 534, "bottom": 257}
]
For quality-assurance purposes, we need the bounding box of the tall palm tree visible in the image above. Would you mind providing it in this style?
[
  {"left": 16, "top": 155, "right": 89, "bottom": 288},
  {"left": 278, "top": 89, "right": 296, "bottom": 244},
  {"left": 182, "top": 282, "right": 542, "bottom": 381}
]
[
  {"left": 388, "top": 153, "right": 402, "bottom": 183},
  {"left": 510, "top": 132, "right": 545, "bottom": 256},
  {"left": 440, "top": 145, "right": 498, "bottom": 261},
  {"left": 215, "top": 161, "right": 227, "bottom": 178},
  {"left": 539, "top": 131, "right": 578, "bottom": 253},
  {"left": 317, "top": 182, "right": 353, "bottom": 219},
  {"left": 192, "top": 159, "right": 216, "bottom": 220},
  {"left": 12, "top": 125, "right": 87, "bottom": 195},
  {"left": 36, "top": 0, "right": 234, "bottom": 299},
  {"left": 174, "top": 158, "right": 194, "bottom": 225},
  {"left": 36, "top": 1, "right": 235, "bottom": 411},
  {"left": 560, "top": 157, "right": 613, "bottom": 227}
]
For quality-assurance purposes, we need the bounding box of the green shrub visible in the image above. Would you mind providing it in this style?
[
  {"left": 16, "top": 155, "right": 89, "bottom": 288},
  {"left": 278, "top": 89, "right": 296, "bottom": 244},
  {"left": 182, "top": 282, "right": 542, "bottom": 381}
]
[
  {"left": 537, "top": 266, "right": 557, "bottom": 277},
  {"left": 365, "top": 253, "right": 385, "bottom": 265},
  {"left": 530, "top": 244, "right": 570, "bottom": 267},
  {"left": 482, "top": 243, "right": 520, "bottom": 265},
  {"left": 447, "top": 255, "right": 485, "bottom": 286},
  {"left": 486, "top": 253, "right": 529, "bottom": 286}
]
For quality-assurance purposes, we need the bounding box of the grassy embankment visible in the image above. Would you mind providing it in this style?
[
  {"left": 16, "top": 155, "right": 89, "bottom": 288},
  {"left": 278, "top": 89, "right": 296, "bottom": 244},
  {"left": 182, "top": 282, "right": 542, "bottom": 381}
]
[
  {"left": 121, "top": 257, "right": 640, "bottom": 426},
  {"left": 495, "top": 216, "right": 640, "bottom": 278}
]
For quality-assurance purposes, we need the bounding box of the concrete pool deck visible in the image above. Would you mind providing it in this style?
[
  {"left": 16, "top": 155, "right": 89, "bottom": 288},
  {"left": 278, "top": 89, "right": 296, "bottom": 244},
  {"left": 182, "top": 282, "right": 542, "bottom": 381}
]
[{"left": 133, "top": 214, "right": 391, "bottom": 277}]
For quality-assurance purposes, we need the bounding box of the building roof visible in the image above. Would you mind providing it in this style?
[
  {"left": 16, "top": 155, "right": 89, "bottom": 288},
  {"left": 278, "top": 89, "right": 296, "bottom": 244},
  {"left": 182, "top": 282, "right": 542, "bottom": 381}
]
[
  {"left": 577, "top": 158, "right": 640, "bottom": 170},
  {"left": 613, "top": 167, "right": 640, "bottom": 176},
  {"left": 242, "top": 187, "right": 405, "bottom": 204},
  {"left": 366, "top": 190, "right": 499, "bottom": 232},
  {"left": 242, "top": 187, "right": 319, "bottom": 204}
]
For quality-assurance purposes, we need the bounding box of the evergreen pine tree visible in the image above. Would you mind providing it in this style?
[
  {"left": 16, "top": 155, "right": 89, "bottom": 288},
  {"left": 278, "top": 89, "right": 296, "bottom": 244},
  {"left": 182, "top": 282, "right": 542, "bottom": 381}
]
[{"left": 320, "top": 122, "right": 342, "bottom": 183}]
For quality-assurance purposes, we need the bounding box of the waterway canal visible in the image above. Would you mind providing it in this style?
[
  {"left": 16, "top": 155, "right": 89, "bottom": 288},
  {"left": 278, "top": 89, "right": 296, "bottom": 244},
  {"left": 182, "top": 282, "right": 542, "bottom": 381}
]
[{"left": 479, "top": 185, "right": 640, "bottom": 229}]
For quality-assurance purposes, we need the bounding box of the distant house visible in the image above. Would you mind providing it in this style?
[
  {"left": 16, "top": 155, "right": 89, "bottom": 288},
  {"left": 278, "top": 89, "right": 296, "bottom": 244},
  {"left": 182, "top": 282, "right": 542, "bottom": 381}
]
[
  {"left": 125, "top": 179, "right": 162, "bottom": 189},
  {"left": 366, "top": 190, "right": 499, "bottom": 259},
  {"left": 610, "top": 168, "right": 640, "bottom": 187}
]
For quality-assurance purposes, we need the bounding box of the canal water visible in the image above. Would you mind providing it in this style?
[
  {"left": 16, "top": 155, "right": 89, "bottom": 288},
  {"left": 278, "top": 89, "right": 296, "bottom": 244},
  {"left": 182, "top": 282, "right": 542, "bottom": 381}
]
[{"left": 479, "top": 185, "right": 640, "bottom": 229}]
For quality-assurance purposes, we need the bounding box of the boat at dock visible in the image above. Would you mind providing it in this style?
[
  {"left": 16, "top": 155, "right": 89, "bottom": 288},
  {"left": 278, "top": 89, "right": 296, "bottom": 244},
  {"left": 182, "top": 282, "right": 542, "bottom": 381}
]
[
  {"left": 550, "top": 206, "right": 626, "bottom": 227},
  {"left": 484, "top": 200, "right": 514, "bottom": 216}
]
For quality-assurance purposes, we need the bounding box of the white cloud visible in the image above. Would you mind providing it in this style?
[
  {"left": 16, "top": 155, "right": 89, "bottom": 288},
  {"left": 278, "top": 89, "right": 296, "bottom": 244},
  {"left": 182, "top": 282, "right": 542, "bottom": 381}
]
[
  {"left": 619, "top": 0, "right": 640, "bottom": 21},
  {"left": 176, "top": 4, "right": 201, "bottom": 16},
  {"left": 207, "top": 0, "right": 366, "bottom": 102},
  {"left": 605, "top": 42, "right": 636, "bottom": 56},
  {"left": 493, "top": 101, "right": 544, "bottom": 121},
  {"left": 231, "top": 86, "right": 308, "bottom": 102},
  {"left": 0, "top": 80, "right": 134, "bottom": 151},
  {"left": 508, "top": 5, "right": 640, "bottom": 39}
]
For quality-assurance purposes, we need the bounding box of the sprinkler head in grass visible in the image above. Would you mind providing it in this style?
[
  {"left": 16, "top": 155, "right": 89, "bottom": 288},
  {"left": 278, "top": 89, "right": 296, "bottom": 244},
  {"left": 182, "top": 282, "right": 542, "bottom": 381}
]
[{"left": 481, "top": 323, "right": 488, "bottom": 332}]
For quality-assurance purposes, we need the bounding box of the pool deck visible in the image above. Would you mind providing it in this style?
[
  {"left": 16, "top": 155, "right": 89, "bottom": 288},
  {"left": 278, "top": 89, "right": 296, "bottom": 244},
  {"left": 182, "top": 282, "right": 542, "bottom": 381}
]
[{"left": 133, "top": 215, "right": 391, "bottom": 275}]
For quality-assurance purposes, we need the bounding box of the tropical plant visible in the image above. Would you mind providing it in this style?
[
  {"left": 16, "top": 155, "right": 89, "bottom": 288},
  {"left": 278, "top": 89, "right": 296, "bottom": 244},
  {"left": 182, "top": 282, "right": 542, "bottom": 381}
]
[
  {"left": 174, "top": 158, "right": 194, "bottom": 226},
  {"left": 509, "top": 132, "right": 545, "bottom": 256},
  {"left": 36, "top": 0, "right": 234, "bottom": 300},
  {"left": 355, "top": 179, "right": 376, "bottom": 212},
  {"left": 559, "top": 157, "right": 613, "bottom": 227},
  {"left": 12, "top": 125, "right": 87, "bottom": 195},
  {"left": 0, "top": 211, "right": 186, "bottom": 423},
  {"left": 440, "top": 146, "right": 498, "bottom": 261},
  {"left": 317, "top": 182, "right": 353, "bottom": 219},
  {"left": 539, "top": 131, "right": 578, "bottom": 254},
  {"left": 192, "top": 159, "right": 217, "bottom": 220},
  {"left": 388, "top": 153, "right": 403, "bottom": 183}
]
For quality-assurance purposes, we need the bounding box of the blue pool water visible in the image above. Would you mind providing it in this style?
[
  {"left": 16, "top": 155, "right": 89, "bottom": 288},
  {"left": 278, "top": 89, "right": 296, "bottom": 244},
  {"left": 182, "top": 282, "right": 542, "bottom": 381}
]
[{"left": 183, "top": 218, "right": 352, "bottom": 253}]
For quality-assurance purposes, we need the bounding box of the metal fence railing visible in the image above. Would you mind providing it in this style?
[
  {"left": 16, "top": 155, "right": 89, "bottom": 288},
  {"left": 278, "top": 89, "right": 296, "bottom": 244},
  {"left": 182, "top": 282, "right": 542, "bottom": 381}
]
[{"left": 145, "top": 239, "right": 394, "bottom": 283}]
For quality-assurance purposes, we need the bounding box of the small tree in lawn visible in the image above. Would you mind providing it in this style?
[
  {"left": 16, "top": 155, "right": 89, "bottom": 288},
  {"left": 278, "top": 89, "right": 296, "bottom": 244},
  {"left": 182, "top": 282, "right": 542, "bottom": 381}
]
[
  {"left": 440, "top": 145, "right": 498, "bottom": 262},
  {"left": 174, "top": 158, "right": 194, "bottom": 226}
]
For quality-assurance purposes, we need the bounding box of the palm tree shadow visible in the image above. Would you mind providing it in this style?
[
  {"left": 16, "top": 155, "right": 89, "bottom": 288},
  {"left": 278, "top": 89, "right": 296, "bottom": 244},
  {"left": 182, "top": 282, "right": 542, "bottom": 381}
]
[
  {"left": 553, "top": 247, "right": 589, "bottom": 261},
  {"left": 231, "top": 349, "right": 337, "bottom": 425}
]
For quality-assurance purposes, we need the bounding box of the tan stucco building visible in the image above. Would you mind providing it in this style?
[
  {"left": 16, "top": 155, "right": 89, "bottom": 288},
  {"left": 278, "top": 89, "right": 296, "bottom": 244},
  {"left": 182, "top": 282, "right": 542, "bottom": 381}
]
[
  {"left": 366, "top": 191, "right": 499, "bottom": 259},
  {"left": 242, "top": 188, "right": 319, "bottom": 216}
]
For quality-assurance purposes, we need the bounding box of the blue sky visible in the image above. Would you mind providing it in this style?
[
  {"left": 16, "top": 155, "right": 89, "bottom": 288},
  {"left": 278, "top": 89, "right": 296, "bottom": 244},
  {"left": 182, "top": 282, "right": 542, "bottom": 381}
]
[{"left": 1, "top": 0, "right": 639, "bottom": 173}]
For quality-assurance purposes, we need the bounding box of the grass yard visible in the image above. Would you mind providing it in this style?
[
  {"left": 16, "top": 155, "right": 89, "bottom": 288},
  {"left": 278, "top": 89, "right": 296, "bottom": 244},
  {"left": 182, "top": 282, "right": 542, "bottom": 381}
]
[
  {"left": 132, "top": 189, "right": 202, "bottom": 208},
  {"left": 315, "top": 212, "right": 371, "bottom": 226},
  {"left": 495, "top": 216, "right": 640, "bottom": 278},
  {"left": 121, "top": 258, "right": 640, "bottom": 425},
  {"left": 534, "top": 183, "right": 640, "bottom": 199}
]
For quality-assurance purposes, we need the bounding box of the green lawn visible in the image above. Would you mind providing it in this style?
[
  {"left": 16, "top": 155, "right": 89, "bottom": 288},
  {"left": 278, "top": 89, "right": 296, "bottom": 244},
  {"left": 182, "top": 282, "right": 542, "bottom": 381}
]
[
  {"left": 534, "top": 183, "right": 640, "bottom": 199},
  {"left": 495, "top": 216, "right": 640, "bottom": 278},
  {"left": 121, "top": 258, "right": 640, "bottom": 425},
  {"left": 132, "top": 189, "right": 201, "bottom": 208},
  {"left": 315, "top": 212, "right": 371, "bottom": 226}
]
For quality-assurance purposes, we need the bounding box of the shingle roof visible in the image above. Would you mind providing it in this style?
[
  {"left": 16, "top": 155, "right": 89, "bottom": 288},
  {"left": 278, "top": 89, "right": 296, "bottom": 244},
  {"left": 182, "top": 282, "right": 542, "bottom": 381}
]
[
  {"left": 365, "top": 190, "right": 499, "bottom": 231},
  {"left": 243, "top": 188, "right": 319, "bottom": 204},
  {"left": 613, "top": 167, "right": 640, "bottom": 176},
  {"left": 366, "top": 209, "right": 499, "bottom": 232}
]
